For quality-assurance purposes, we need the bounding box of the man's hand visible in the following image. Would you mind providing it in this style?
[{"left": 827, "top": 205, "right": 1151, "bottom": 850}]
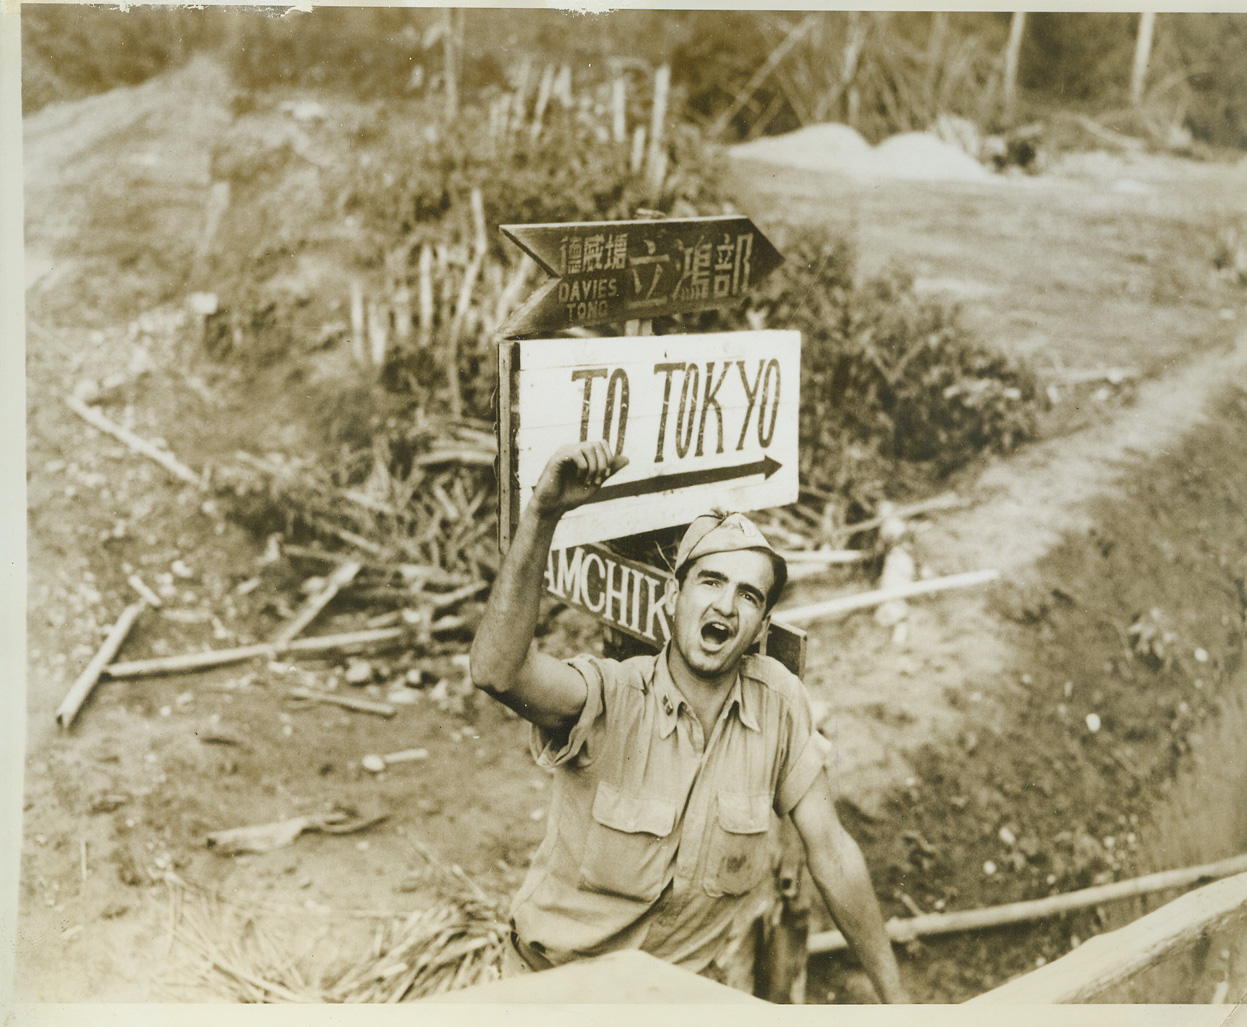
[{"left": 530, "top": 441, "right": 629, "bottom": 518}]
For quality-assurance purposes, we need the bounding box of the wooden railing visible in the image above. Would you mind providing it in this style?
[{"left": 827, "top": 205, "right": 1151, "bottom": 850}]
[{"left": 967, "top": 870, "right": 1247, "bottom": 1003}]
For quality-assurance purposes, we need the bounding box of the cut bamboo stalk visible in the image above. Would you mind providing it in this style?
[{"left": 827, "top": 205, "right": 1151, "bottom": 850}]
[
  {"left": 812, "top": 853, "right": 1247, "bottom": 956},
  {"left": 65, "top": 396, "right": 202, "bottom": 487},
  {"left": 418, "top": 245, "right": 434, "bottom": 349},
  {"left": 630, "top": 125, "right": 647, "bottom": 176},
  {"left": 56, "top": 601, "right": 147, "bottom": 728},
  {"left": 103, "top": 626, "right": 411, "bottom": 680},
  {"left": 968, "top": 868, "right": 1247, "bottom": 1003},
  {"left": 349, "top": 278, "right": 366, "bottom": 364},
  {"left": 367, "top": 298, "right": 388, "bottom": 368},
  {"left": 777, "top": 569, "right": 1000, "bottom": 625},
  {"left": 288, "top": 687, "right": 396, "bottom": 718},
  {"left": 611, "top": 75, "right": 627, "bottom": 144},
  {"left": 645, "top": 64, "right": 670, "bottom": 196},
  {"left": 551, "top": 65, "right": 572, "bottom": 107},
  {"left": 530, "top": 64, "right": 554, "bottom": 141},
  {"left": 270, "top": 560, "right": 364, "bottom": 646}
]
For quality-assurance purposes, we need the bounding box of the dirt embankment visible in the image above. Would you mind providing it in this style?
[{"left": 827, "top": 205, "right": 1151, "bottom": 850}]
[{"left": 16, "top": 57, "right": 1247, "bottom": 1003}]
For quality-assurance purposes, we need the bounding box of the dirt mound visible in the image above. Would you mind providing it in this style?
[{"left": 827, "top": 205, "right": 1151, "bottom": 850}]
[{"left": 731, "top": 123, "right": 993, "bottom": 183}]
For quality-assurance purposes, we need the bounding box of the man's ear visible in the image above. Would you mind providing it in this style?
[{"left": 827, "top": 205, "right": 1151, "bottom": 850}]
[
  {"left": 753, "top": 614, "right": 772, "bottom": 650},
  {"left": 664, "top": 577, "right": 679, "bottom": 618}
]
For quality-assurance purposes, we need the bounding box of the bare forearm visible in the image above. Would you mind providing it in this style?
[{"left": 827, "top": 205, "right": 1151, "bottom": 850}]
[
  {"left": 806, "top": 838, "right": 907, "bottom": 1003},
  {"left": 470, "top": 504, "right": 559, "bottom": 687}
]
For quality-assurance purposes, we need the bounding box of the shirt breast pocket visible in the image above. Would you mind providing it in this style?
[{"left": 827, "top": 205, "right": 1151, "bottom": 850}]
[
  {"left": 580, "top": 781, "right": 677, "bottom": 903},
  {"left": 704, "top": 792, "right": 773, "bottom": 897}
]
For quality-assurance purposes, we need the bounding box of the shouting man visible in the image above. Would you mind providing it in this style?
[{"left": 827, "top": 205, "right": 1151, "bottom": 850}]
[{"left": 470, "top": 441, "right": 907, "bottom": 1001}]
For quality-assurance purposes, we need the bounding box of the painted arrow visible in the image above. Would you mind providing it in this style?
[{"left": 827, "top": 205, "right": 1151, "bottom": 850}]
[
  {"left": 499, "top": 215, "right": 784, "bottom": 337},
  {"left": 583, "top": 454, "right": 782, "bottom": 506}
]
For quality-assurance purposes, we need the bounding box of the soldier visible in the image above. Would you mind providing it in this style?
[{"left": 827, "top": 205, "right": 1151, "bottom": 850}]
[{"left": 471, "top": 440, "right": 907, "bottom": 1001}]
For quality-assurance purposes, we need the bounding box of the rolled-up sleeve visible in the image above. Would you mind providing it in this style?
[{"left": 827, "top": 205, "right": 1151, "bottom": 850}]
[
  {"left": 530, "top": 655, "right": 608, "bottom": 770},
  {"left": 774, "top": 692, "right": 834, "bottom": 816}
]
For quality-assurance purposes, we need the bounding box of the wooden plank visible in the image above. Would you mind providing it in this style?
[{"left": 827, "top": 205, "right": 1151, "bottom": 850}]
[
  {"left": 968, "top": 870, "right": 1247, "bottom": 1003},
  {"left": 504, "top": 331, "right": 800, "bottom": 550},
  {"left": 497, "top": 341, "right": 520, "bottom": 554},
  {"left": 498, "top": 216, "right": 784, "bottom": 336}
]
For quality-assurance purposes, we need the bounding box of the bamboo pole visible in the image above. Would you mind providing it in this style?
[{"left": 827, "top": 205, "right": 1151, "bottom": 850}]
[
  {"left": 287, "top": 687, "right": 396, "bottom": 718},
  {"left": 645, "top": 64, "right": 670, "bottom": 197},
  {"left": 712, "top": 14, "right": 818, "bottom": 139},
  {"left": 968, "top": 869, "right": 1247, "bottom": 1003},
  {"left": 530, "top": 64, "right": 554, "bottom": 141},
  {"left": 56, "top": 601, "right": 147, "bottom": 728},
  {"left": 349, "top": 278, "right": 366, "bottom": 364},
  {"left": 1003, "top": 12, "right": 1026, "bottom": 116},
  {"left": 777, "top": 569, "right": 1000, "bottom": 626},
  {"left": 65, "top": 396, "right": 202, "bottom": 487},
  {"left": 418, "top": 245, "right": 434, "bottom": 350},
  {"left": 270, "top": 560, "right": 363, "bottom": 646},
  {"left": 811, "top": 853, "right": 1247, "bottom": 956},
  {"left": 611, "top": 74, "right": 627, "bottom": 144},
  {"left": 103, "top": 626, "right": 411, "bottom": 680},
  {"left": 1130, "top": 12, "right": 1157, "bottom": 108},
  {"left": 827, "top": 492, "right": 965, "bottom": 539}
]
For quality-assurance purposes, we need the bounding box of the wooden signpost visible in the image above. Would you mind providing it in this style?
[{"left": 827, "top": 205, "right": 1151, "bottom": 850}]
[
  {"left": 498, "top": 214, "right": 805, "bottom": 676},
  {"left": 499, "top": 215, "right": 784, "bottom": 337}
]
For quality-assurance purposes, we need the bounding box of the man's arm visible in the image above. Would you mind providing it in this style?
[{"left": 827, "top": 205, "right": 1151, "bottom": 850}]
[
  {"left": 470, "top": 440, "right": 627, "bottom": 733},
  {"left": 790, "top": 769, "right": 909, "bottom": 1003}
]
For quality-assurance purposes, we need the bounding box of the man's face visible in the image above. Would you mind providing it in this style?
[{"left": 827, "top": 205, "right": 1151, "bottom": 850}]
[{"left": 667, "top": 549, "right": 775, "bottom": 681}]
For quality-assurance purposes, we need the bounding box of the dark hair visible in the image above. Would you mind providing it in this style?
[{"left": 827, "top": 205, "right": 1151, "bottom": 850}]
[{"left": 675, "top": 550, "right": 787, "bottom": 612}]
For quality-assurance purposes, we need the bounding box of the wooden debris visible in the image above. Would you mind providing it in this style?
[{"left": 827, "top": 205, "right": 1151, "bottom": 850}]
[
  {"left": 361, "top": 747, "right": 430, "bottom": 773},
  {"left": 811, "top": 852, "right": 1247, "bottom": 956},
  {"left": 56, "top": 601, "right": 147, "bottom": 728},
  {"left": 206, "top": 809, "right": 389, "bottom": 855},
  {"left": 777, "top": 569, "right": 1000, "bottom": 625},
  {"left": 127, "top": 574, "right": 163, "bottom": 608},
  {"left": 269, "top": 559, "right": 363, "bottom": 645},
  {"left": 103, "top": 626, "right": 412, "bottom": 680},
  {"left": 827, "top": 492, "right": 966, "bottom": 540},
  {"left": 65, "top": 396, "right": 201, "bottom": 487},
  {"left": 287, "top": 686, "right": 397, "bottom": 718}
]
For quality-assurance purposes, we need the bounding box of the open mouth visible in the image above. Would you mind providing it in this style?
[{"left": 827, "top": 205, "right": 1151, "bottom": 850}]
[{"left": 701, "top": 621, "right": 734, "bottom": 647}]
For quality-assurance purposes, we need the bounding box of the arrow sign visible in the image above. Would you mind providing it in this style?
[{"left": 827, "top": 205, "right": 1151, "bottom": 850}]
[
  {"left": 498, "top": 330, "right": 800, "bottom": 551},
  {"left": 584, "top": 455, "right": 782, "bottom": 506},
  {"left": 499, "top": 215, "right": 784, "bottom": 337}
]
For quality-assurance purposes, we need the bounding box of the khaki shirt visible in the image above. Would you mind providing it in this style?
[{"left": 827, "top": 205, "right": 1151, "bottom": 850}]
[{"left": 510, "top": 645, "right": 833, "bottom": 976}]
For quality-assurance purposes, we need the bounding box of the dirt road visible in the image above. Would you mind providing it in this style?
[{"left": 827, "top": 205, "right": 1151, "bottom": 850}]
[{"left": 18, "top": 57, "right": 1247, "bottom": 1002}]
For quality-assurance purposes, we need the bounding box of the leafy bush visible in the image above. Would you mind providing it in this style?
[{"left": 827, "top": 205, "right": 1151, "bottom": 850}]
[{"left": 676, "top": 226, "right": 1042, "bottom": 494}]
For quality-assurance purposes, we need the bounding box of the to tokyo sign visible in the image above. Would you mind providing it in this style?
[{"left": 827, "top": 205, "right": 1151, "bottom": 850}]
[{"left": 498, "top": 331, "right": 800, "bottom": 550}]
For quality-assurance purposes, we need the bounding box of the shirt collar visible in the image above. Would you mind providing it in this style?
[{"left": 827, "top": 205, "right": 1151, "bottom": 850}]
[{"left": 652, "top": 646, "right": 761, "bottom": 737}]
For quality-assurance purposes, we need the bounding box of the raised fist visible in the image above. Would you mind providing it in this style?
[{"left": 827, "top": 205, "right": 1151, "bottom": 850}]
[{"left": 530, "top": 441, "right": 629, "bottom": 517}]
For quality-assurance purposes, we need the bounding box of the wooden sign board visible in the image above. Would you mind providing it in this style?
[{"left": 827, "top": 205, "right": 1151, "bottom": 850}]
[
  {"left": 499, "top": 216, "right": 784, "bottom": 337},
  {"left": 498, "top": 330, "right": 801, "bottom": 552},
  {"left": 546, "top": 541, "right": 807, "bottom": 677}
]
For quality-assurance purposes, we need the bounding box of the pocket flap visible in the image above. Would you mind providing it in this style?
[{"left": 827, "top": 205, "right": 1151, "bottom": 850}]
[
  {"left": 716, "top": 792, "right": 771, "bottom": 835},
  {"left": 592, "top": 781, "right": 676, "bottom": 836}
]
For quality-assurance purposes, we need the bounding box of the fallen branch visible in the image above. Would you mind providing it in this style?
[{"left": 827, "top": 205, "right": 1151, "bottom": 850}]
[
  {"left": 270, "top": 560, "right": 363, "bottom": 645},
  {"left": 415, "top": 448, "right": 495, "bottom": 468},
  {"left": 65, "top": 396, "right": 202, "bottom": 487},
  {"left": 206, "top": 809, "right": 389, "bottom": 855},
  {"left": 778, "top": 549, "right": 868, "bottom": 565},
  {"left": 777, "top": 569, "right": 1000, "bottom": 625},
  {"left": 287, "top": 687, "right": 397, "bottom": 718},
  {"left": 56, "top": 601, "right": 147, "bottom": 728},
  {"left": 103, "top": 626, "right": 411, "bottom": 680},
  {"left": 827, "top": 492, "right": 966, "bottom": 540},
  {"left": 127, "top": 574, "right": 163, "bottom": 608},
  {"left": 811, "top": 852, "right": 1247, "bottom": 956},
  {"left": 1052, "top": 367, "right": 1140, "bottom": 386}
]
